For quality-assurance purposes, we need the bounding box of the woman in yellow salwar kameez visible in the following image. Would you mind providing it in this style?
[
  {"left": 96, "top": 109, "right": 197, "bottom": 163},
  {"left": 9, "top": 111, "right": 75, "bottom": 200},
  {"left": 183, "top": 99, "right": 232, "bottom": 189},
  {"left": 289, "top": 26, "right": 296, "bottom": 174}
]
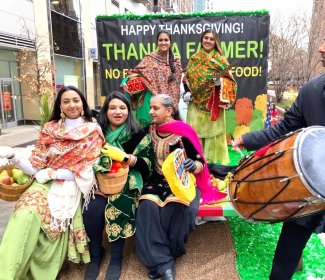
[
  {"left": 0, "top": 86, "right": 104, "bottom": 280},
  {"left": 186, "top": 29, "right": 237, "bottom": 165}
]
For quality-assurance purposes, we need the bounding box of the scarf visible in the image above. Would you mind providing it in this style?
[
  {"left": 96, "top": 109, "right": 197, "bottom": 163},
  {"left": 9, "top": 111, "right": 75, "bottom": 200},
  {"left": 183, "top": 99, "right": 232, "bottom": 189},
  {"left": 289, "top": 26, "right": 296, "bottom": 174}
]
[
  {"left": 128, "top": 50, "right": 182, "bottom": 106},
  {"left": 30, "top": 119, "right": 104, "bottom": 231},
  {"left": 31, "top": 119, "right": 104, "bottom": 175},
  {"left": 156, "top": 121, "right": 227, "bottom": 204},
  {"left": 105, "top": 123, "right": 131, "bottom": 148},
  {"left": 186, "top": 48, "right": 237, "bottom": 121}
]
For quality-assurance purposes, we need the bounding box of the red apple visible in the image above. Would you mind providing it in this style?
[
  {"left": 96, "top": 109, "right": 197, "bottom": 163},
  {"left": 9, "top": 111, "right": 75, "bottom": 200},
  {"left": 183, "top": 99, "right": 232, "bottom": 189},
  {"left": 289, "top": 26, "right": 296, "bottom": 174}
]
[{"left": 1, "top": 176, "right": 14, "bottom": 185}]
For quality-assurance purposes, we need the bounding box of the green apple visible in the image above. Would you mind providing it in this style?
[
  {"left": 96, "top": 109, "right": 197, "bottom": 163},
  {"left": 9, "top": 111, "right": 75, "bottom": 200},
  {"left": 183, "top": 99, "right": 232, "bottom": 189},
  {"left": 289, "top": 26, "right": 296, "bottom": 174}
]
[
  {"left": 16, "top": 174, "right": 30, "bottom": 185},
  {"left": 12, "top": 168, "right": 30, "bottom": 185},
  {"left": 12, "top": 168, "right": 24, "bottom": 181}
]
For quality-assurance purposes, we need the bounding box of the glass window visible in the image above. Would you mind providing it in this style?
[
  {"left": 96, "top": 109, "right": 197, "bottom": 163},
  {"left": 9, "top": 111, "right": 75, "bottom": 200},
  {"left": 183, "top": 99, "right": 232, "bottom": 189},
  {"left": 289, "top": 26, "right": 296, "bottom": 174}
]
[
  {"left": 50, "top": 0, "right": 81, "bottom": 21},
  {"left": 0, "top": 49, "right": 17, "bottom": 61},
  {"left": 51, "top": 11, "right": 83, "bottom": 58},
  {"left": 0, "top": 61, "right": 10, "bottom": 78},
  {"left": 10, "top": 61, "right": 23, "bottom": 120},
  {"left": 54, "top": 55, "right": 84, "bottom": 93}
]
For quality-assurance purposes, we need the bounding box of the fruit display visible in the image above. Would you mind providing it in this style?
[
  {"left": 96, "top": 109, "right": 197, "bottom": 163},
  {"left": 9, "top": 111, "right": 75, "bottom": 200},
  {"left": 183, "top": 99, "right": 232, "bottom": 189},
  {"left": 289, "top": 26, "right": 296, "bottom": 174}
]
[
  {"left": 0, "top": 168, "right": 31, "bottom": 186},
  {"left": 95, "top": 160, "right": 129, "bottom": 195},
  {"left": 0, "top": 165, "right": 33, "bottom": 201},
  {"left": 107, "top": 161, "right": 125, "bottom": 174},
  {"left": 210, "top": 174, "right": 227, "bottom": 192}
]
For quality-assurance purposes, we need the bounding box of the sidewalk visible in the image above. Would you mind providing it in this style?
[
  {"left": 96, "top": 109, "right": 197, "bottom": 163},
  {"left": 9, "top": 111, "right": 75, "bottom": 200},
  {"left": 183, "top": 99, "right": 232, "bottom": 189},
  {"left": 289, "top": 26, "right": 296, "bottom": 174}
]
[
  {"left": 0, "top": 125, "right": 40, "bottom": 147},
  {"left": 0, "top": 125, "right": 40, "bottom": 240}
]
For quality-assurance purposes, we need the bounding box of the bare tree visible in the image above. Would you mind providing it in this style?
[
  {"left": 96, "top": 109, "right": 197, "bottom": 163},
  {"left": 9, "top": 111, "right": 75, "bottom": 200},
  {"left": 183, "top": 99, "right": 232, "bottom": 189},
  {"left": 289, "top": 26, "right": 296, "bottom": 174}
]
[
  {"left": 308, "top": 0, "right": 325, "bottom": 77},
  {"left": 15, "top": 23, "right": 55, "bottom": 102},
  {"left": 15, "top": 20, "right": 55, "bottom": 126},
  {"left": 269, "top": 4, "right": 321, "bottom": 102}
]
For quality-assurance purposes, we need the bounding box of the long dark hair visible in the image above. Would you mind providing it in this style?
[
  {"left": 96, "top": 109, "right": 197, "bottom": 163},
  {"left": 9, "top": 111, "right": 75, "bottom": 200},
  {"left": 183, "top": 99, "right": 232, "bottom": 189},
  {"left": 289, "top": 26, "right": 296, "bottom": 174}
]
[
  {"left": 99, "top": 91, "right": 140, "bottom": 135},
  {"left": 49, "top": 85, "right": 92, "bottom": 122},
  {"left": 157, "top": 30, "right": 176, "bottom": 82},
  {"left": 201, "top": 29, "right": 224, "bottom": 55}
]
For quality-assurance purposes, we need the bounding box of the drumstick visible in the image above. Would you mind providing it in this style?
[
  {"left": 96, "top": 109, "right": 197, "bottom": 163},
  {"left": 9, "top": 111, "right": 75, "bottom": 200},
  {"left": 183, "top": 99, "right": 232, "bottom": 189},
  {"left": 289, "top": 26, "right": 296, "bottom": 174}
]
[{"left": 231, "top": 140, "right": 245, "bottom": 157}]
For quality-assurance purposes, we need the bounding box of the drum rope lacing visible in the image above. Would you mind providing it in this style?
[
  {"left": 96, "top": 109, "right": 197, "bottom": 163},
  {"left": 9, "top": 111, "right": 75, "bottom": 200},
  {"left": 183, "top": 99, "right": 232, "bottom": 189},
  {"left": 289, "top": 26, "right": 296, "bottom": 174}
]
[{"left": 231, "top": 147, "right": 309, "bottom": 221}]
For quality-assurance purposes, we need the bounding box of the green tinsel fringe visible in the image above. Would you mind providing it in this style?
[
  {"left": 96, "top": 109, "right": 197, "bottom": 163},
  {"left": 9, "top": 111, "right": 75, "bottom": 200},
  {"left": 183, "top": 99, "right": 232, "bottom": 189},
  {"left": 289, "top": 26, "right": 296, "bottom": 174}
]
[
  {"left": 96, "top": 10, "right": 269, "bottom": 21},
  {"left": 228, "top": 217, "right": 325, "bottom": 279}
]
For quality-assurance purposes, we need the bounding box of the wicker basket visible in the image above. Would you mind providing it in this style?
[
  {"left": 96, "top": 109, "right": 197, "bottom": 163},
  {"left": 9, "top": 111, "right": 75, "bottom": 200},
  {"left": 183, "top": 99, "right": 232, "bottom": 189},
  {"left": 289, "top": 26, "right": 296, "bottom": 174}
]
[
  {"left": 0, "top": 165, "right": 33, "bottom": 202},
  {"left": 96, "top": 166, "right": 129, "bottom": 195}
]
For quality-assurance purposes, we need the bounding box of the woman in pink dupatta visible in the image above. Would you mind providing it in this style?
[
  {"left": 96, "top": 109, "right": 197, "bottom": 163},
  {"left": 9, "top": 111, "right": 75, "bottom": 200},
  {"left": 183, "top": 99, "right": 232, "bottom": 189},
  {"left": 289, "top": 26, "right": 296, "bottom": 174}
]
[
  {"left": 135, "top": 94, "right": 226, "bottom": 280},
  {"left": 0, "top": 86, "right": 104, "bottom": 280}
]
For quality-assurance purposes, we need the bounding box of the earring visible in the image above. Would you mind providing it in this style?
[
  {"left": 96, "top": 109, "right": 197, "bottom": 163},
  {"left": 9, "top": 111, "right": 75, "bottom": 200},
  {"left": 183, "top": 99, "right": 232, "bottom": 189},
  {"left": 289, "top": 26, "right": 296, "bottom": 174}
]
[
  {"left": 81, "top": 110, "right": 84, "bottom": 117},
  {"left": 60, "top": 111, "right": 66, "bottom": 120}
]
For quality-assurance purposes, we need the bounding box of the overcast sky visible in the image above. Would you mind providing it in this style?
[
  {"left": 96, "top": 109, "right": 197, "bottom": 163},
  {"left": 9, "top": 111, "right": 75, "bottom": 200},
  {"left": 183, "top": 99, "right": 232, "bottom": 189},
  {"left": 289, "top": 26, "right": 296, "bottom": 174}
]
[{"left": 212, "top": 0, "right": 313, "bottom": 18}]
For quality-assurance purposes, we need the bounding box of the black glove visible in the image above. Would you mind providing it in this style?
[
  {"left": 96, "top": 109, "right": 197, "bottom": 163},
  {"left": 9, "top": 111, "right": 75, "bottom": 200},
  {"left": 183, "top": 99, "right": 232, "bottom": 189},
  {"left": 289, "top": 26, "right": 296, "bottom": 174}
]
[{"left": 184, "top": 158, "right": 197, "bottom": 173}]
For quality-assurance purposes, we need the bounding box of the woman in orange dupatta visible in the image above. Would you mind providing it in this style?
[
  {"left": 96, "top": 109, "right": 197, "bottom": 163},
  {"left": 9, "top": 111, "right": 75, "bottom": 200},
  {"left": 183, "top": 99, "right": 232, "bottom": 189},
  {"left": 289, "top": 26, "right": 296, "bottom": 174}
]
[{"left": 0, "top": 86, "right": 104, "bottom": 280}]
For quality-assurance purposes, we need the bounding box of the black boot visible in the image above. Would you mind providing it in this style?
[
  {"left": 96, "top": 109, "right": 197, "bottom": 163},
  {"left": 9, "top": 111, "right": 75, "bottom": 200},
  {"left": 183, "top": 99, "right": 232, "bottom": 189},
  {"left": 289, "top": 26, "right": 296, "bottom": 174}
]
[
  {"left": 148, "top": 270, "right": 161, "bottom": 279},
  {"left": 105, "top": 239, "right": 125, "bottom": 280},
  {"left": 161, "top": 268, "right": 175, "bottom": 280},
  {"left": 84, "top": 247, "right": 105, "bottom": 280},
  {"left": 84, "top": 262, "right": 101, "bottom": 280}
]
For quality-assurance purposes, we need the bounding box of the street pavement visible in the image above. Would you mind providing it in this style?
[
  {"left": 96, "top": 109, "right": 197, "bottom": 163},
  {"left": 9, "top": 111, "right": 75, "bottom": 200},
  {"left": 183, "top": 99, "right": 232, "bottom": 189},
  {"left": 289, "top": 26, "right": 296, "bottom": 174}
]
[{"left": 0, "top": 125, "right": 40, "bottom": 240}]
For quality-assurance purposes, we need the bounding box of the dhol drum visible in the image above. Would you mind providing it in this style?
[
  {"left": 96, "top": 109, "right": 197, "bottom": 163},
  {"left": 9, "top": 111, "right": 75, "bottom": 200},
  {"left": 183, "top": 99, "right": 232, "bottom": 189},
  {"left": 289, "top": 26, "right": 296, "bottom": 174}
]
[{"left": 228, "top": 126, "right": 325, "bottom": 222}]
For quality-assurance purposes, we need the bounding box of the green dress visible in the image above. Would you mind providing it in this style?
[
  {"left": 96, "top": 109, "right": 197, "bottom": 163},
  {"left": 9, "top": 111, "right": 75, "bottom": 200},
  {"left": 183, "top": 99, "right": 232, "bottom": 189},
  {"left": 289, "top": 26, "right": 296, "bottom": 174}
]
[
  {"left": 0, "top": 181, "right": 88, "bottom": 280},
  {"left": 94, "top": 124, "right": 154, "bottom": 242},
  {"left": 186, "top": 48, "right": 237, "bottom": 164},
  {"left": 187, "top": 103, "right": 229, "bottom": 164}
]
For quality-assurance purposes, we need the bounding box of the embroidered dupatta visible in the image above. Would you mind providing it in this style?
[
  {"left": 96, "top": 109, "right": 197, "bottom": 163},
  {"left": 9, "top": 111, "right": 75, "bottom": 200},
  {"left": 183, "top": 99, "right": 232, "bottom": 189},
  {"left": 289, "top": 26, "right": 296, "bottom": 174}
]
[
  {"left": 129, "top": 50, "right": 182, "bottom": 106},
  {"left": 156, "top": 121, "right": 227, "bottom": 204},
  {"left": 30, "top": 120, "right": 104, "bottom": 175},
  {"left": 186, "top": 48, "right": 237, "bottom": 121},
  {"left": 19, "top": 120, "right": 104, "bottom": 263}
]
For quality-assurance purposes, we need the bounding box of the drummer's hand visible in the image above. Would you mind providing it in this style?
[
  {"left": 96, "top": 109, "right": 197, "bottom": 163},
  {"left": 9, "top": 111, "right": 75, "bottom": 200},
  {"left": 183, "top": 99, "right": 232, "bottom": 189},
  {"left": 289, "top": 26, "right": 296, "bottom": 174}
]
[{"left": 232, "top": 136, "right": 245, "bottom": 153}]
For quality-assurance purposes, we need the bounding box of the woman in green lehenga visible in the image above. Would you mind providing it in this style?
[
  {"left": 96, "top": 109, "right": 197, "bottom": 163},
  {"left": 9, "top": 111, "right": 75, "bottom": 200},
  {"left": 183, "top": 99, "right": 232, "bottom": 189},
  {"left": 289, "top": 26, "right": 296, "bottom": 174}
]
[
  {"left": 83, "top": 91, "right": 154, "bottom": 280},
  {"left": 186, "top": 29, "right": 237, "bottom": 164},
  {"left": 0, "top": 86, "right": 104, "bottom": 280}
]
